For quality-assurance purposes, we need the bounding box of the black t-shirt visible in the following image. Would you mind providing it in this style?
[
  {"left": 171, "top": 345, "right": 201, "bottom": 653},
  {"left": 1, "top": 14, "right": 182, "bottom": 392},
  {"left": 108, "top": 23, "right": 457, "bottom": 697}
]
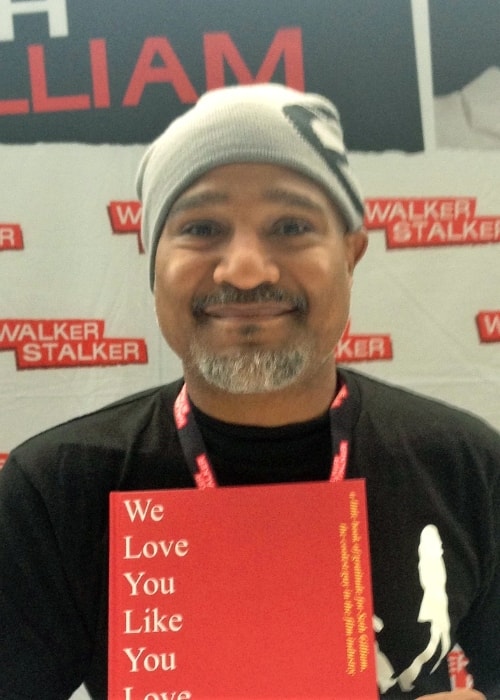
[
  {"left": 192, "top": 401, "right": 333, "bottom": 485},
  {"left": 1, "top": 369, "right": 499, "bottom": 699}
]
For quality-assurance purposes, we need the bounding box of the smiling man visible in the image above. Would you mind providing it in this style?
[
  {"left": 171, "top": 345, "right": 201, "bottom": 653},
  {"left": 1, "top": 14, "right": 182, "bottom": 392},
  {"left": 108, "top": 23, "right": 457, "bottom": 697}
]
[
  {"left": 153, "top": 161, "right": 366, "bottom": 424},
  {"left": 0, "top": 84, "right": 499, "bottom": 700}
]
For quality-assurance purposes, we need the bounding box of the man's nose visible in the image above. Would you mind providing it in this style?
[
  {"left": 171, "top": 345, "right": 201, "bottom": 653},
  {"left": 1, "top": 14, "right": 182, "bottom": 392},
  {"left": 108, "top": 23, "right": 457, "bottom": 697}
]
[{"left": 212, "top": 230, "right": 280, "bottom": 289}]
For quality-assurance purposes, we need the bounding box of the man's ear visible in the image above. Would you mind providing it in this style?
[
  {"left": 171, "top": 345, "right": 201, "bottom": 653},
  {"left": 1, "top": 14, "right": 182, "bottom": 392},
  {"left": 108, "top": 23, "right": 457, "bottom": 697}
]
[{"left": 345, "top": 227, "right": 369, "bottom": 274}]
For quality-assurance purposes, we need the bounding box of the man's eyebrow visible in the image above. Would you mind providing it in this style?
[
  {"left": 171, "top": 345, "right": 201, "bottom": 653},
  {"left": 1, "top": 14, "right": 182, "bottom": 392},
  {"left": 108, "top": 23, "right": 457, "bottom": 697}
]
[
  {"left": 168, "top": 191, "right": 229, "bottom": 217},
  {"left": 167, "top": 187, "right": 326, "bottom": 218},
  {"left": 263, "top": 188, "right": 324, "bottom": 212}
]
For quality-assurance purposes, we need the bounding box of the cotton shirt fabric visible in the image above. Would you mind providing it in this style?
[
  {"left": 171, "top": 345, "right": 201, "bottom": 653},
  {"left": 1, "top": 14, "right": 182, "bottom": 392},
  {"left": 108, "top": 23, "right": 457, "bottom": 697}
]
[{"left": 0, "top": 369, "right": 499, "bottom": 699}]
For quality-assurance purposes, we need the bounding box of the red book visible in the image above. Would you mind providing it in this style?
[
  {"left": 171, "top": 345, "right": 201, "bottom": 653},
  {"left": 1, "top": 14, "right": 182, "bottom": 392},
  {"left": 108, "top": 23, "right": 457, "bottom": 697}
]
[{"left": 108, "top": 480, "right": 377, "bottom": 699}]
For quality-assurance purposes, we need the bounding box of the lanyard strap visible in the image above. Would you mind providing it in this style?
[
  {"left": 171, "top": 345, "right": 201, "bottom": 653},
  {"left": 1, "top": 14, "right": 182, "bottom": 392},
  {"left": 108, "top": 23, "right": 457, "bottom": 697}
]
[{"left": 174, "top": 379, "right": 353, "bottom": 489}]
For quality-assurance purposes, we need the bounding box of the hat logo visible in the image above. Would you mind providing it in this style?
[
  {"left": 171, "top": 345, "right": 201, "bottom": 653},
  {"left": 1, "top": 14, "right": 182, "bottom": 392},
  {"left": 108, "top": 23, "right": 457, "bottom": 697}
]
[
  {"left": 283, "top": 103, "right": 364, "bottom": 217},
  {"left": 311, "top": 115, "right": 346, "bottom": 155}
]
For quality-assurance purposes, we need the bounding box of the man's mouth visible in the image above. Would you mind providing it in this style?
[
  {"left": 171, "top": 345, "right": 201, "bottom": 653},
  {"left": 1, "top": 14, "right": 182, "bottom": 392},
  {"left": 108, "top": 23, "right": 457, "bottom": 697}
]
[
  {"left": 192, "top": 285, "right": 308, "bottom": 319},
  {"left": 203, "top": 302, "right": 297, "bottom": 319}
]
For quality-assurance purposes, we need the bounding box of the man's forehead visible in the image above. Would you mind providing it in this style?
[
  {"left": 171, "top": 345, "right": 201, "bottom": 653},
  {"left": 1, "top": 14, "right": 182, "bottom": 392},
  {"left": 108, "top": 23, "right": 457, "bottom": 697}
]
[{"left": 167, "top": 163, "right": 334, "bottom": 218}]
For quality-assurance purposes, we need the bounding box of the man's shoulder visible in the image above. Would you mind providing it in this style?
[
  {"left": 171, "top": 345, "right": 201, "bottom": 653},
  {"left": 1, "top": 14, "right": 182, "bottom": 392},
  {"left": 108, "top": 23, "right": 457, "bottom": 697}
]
[
  {"left": 343, "top": 367, "right": 500, "bottom": 446},
  {"left": 10, "top": 379, "right": 184, "bottom": 462}
]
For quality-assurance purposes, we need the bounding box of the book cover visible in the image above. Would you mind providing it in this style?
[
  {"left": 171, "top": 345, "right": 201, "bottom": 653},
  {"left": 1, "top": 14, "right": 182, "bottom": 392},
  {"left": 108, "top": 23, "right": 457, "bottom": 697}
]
[{"left": 108, "top": 480, "right": 377, "bottom": 699}]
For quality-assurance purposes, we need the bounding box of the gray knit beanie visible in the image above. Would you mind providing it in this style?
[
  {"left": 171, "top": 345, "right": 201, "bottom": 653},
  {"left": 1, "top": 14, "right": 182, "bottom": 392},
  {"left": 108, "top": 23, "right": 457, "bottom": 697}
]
[{"left": 136, "top": 83, "right": 365, "bottom": 288}]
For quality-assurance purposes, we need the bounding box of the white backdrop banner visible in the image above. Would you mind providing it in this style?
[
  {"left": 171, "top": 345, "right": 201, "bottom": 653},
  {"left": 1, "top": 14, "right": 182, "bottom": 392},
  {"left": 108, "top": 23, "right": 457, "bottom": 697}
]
[
  {"left": 1, "top": 1, "right": 498, "bottom": 456},
  {"left": 1, "top": 2, "right": 498, "bottom": 697}
]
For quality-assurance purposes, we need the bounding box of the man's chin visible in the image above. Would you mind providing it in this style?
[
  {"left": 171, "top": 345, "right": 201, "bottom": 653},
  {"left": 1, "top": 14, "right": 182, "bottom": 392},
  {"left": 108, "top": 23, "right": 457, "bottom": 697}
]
[{"left": 189, "top": 346, "right": 312, "bottom": 394}]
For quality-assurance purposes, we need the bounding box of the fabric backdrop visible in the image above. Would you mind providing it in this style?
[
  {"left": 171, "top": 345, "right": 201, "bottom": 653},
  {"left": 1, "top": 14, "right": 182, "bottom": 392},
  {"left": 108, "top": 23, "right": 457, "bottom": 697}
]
[
  {"left": 1, "top": 2, "right": 498, "bottom": 696},
  {"left": 1, "top": 0, "right": 498, "bottom": 464}
]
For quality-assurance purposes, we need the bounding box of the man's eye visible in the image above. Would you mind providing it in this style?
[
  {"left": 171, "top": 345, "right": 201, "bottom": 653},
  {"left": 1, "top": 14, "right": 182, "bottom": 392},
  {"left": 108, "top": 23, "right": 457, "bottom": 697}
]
[
  {"left": 273, "top": 219, "right": 313, "bottom": 237},
  {"left": 180, "top": 221, "right": 220, "bottom": 238}
]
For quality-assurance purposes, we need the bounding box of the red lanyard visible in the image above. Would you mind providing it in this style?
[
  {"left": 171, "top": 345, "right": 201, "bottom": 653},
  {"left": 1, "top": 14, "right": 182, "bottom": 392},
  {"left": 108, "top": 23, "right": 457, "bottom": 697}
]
[{"left": 174, "top": 379, "right": 352, "bottom": 489}]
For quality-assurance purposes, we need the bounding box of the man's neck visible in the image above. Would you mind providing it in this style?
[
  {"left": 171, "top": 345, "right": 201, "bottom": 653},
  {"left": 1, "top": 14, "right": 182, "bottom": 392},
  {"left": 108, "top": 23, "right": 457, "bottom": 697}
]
[{"left": 183, "top": 362, "right": 339, "bottom": 427}]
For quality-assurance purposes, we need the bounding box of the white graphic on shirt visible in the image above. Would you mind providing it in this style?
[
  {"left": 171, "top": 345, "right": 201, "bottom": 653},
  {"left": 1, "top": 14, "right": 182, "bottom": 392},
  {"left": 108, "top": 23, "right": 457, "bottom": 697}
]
[
  {"left": 376, "top": 524, "right": 452, "bottom": 694},
  {"left": 374, "top": 616, "right": 399, "bottom": 694}
]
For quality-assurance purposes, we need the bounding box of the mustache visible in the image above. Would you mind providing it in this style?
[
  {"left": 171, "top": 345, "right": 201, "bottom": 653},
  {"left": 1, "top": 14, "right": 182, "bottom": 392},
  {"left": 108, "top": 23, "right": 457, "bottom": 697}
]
[{"left": 192, "top": 284, "right": 308, "bottom": 315}]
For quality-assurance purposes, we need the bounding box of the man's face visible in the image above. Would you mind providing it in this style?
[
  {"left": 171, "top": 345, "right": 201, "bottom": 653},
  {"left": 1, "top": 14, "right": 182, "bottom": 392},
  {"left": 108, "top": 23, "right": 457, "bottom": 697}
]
[{"left": 154, "top": 163, "right": 367, "bottom": 394}]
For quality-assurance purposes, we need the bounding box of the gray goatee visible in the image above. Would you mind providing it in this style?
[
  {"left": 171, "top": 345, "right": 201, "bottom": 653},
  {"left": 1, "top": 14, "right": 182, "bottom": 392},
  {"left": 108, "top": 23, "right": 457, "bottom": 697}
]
[
  {"left": 190, "top": 284, "right": 311, "bottom": 394},
  {"left": 191, "top": 346, "right": 311, "bottom": 394}
]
